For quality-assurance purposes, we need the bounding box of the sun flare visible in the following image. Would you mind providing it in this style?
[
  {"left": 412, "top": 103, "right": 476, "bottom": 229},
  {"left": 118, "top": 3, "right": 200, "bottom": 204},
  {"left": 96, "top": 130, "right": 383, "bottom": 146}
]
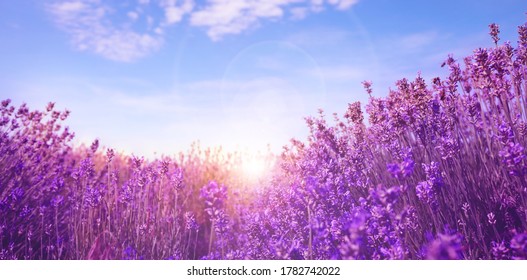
[
  {"left": 242, "top": 157, "right": 267, "bottom": 179},
  {"left": 238, "top": 153, "right": 275, "bottom": 182}
]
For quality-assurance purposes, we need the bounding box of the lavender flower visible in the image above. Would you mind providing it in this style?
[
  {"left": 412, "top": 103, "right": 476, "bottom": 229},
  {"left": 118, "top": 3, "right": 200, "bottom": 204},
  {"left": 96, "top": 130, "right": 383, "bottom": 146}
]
[
  {"left": 425, "top": 232, "right": 464, "bottom": 260},
  {"left": 491, "top": 241, "right": 510, "bottom": 260},
  {"left": 487, "top": 212, "right": 496, "bottom": 225},
  {"left": 499, "top": 142, "right": 526, "bottom": 176},
  {"left": 510, "top": 232, "right": 527, "bottom": 259},
  {"left": 489, "top": 23, "right": 500, "bottom": 45}
]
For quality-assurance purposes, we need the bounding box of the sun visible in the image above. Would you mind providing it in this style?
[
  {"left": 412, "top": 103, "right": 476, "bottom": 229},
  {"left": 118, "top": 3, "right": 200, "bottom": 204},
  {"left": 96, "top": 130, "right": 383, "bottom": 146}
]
[
  {"left": 242, "top": 157, "right": 267, "bottom": 179},
  {"left": 238, "top": 152, "right": 276, "bottom": 182}
]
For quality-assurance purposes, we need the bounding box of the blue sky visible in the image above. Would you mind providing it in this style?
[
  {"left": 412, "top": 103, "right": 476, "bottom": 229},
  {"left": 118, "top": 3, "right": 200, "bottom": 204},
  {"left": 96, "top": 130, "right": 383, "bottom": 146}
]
[{"left": 1, "top": 0, "right": 525, "bottom": 158}]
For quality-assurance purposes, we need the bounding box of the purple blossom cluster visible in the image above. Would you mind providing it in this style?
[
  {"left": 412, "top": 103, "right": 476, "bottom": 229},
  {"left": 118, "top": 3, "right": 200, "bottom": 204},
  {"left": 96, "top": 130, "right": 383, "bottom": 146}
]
[{"left": 2, "top": 18, "right": 527, "bottom": 260}]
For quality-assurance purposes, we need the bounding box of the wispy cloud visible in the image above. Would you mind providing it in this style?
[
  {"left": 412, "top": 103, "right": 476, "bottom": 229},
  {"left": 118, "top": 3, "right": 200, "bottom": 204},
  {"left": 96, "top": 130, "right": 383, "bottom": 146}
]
[
  {"left": 328, "top": 0, "right": 358, "bottom": 10},
  {"left": 397, "top": 31, "right": 441, "bottom": 51},
  {"left": 160, "top": 0, "right": 194, "bottom": 25},
  {"left": 47, "top": 0, "right": 164, "bottom": 62},
  {"left": 190, "top": 0, "right": 292, "bottom": 41},
  {"left": 190, "top": 0, "right": 360, "bottom": 41},
  {"left": 289, "top": 7, "right": 309, "bottom": 20},
  {"left": 46, "top": 0, "right": 360, "bottom": 61}
]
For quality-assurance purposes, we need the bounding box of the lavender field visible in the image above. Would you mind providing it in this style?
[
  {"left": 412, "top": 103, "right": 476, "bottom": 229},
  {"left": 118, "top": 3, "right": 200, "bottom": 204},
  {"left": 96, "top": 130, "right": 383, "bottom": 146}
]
[{"left": 2, "top": 21, "right": 527, "bottom": 260}]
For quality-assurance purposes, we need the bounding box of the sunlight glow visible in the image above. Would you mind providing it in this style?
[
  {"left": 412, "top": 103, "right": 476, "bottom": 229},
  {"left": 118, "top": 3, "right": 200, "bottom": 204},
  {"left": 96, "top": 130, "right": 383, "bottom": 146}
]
[
  {"left": 242, "top": 157, "right": 268, "bottom": 179},
  {"left": 235, "top": 151, "right": 277, "bottom": 184}
]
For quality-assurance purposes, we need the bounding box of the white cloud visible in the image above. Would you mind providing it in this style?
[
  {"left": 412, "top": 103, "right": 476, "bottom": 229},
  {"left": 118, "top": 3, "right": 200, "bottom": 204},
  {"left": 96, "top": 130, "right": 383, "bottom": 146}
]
[
  {"left": 328, "top": 0, "right": 358, "bottom": 10},
  {"left": 47, "top": 0, "right": 163, "bottom": 62},
  {"left": 310, "top": 0, "right": 324, "bottom": 10},
  {"left": 127, "top": 11, "right": 139, "bottom": 21},
  {"left": 189, "top": 0, "right": 258, "bottom": 41},
  {"left": 160, "top": 0, "right": 194, "bottom": 25},
  {"left": 154, "top": 27, "right": 163, "bottom": 35},
  {"left": 165, "top": 7, "right": 186, "bottom": 24},
  {"left": 190, "top": 0, "right": 360, "bottom": 41},
  {"left": 397, "top": 31, "right": 440, "bottom": 51},
  {"left": 52, "top": 1, "right": 87, "bottom": 13},
  {"left": 47, "top": 0, "right": 360, "bottom": 61},
  {"left": 290, "top": 7, "right": 308, "bottom": 20}
]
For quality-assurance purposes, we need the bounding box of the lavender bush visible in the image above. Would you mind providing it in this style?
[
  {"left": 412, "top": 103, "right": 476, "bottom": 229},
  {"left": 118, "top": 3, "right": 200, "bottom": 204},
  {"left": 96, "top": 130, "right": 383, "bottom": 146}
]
[{"left": 2, "top": 19, "right": 527, "bottom": 260}]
